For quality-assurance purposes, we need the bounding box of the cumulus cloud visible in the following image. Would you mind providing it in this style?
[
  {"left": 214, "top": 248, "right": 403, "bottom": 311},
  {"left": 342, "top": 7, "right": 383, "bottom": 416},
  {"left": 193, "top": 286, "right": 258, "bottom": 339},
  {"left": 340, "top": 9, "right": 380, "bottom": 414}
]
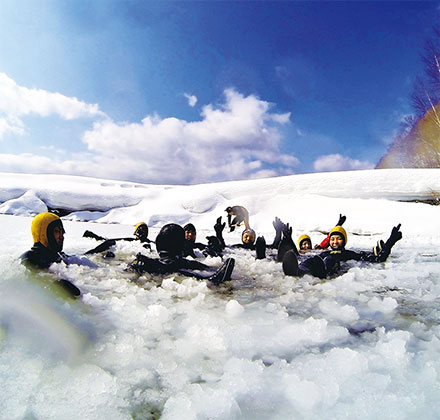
[
  {"left": 0, "top": 73, "right": 106, "bottom": 138},
  {"left": 184, "top": 93, "right": 198, "bottom": 107},
  {"left": 79, "top": 88, "right": 296, "bottom": 184},
  {"left": 313, "top": 154, "right": 374, "bottom": 172},
  {"left": 0, "top": 88, "right": 297, "bottom": 184}
]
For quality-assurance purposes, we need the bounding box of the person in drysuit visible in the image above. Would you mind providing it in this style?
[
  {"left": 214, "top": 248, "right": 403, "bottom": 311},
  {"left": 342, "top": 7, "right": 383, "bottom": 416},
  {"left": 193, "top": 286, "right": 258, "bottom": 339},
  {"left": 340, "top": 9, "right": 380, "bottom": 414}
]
[
  {"left": 214, "top": 216, "right": 263, "bottom": 252},
  {"left": 256, "top": 214, "right": 348, "bottom": 262},
  {"left": 20, "top": 212, "right": 116, "bottom": 297},
  {"left": 282, "top": 224, "right": 402, "bottom": 278},
  {"left": 225, "top": 205, "right": 250, "bottom": 232},
  {"left": 83, "top": 222, "right": 153, "bottom": 251},
  {"left": 182, "top": 223, "right": 223, "bottom": 258},
  {"left": 128, "top": 223, "right": 235, "bottom": 285}
]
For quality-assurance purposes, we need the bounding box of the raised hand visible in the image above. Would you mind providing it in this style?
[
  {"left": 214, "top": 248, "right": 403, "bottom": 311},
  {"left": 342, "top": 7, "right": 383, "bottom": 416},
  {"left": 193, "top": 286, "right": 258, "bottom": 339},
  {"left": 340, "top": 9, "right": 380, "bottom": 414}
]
[
  {"left": 214, "top": 216, "right": 226, "bottom": 236},
  {"left": 388, "top": 223, "right": 402, "bottom": 246},
  {"left": 282, "top": 222, "right": 293, "bottom": 241},
  {"left": 337, "top": 214, "right": 346, "bottom": 226},
  {"left": 272, "top": 216, "right": 286, "bottom": 233}
]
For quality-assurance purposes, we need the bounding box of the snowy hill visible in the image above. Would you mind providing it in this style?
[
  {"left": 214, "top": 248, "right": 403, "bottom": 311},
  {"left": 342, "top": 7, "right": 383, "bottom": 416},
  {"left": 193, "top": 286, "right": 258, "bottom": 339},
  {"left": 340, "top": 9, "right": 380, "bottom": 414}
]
[{"left": 1, "top": 168, "right": 439, "bottom": 239}]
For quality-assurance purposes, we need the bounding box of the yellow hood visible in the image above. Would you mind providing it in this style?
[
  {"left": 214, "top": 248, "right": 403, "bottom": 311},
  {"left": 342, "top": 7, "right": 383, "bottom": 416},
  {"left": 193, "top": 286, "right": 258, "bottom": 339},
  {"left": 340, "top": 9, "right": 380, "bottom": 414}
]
[{"left": 31, "top": 212, "right": 62, "bottom": 248}]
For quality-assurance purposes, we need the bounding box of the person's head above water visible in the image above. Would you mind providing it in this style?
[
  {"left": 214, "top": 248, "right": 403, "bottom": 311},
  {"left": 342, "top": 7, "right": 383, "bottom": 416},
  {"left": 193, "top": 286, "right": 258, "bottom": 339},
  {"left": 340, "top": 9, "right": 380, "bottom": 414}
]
[
  {"left": 31, "top": 212, "right": 65, "bottom": 252},
  {"left": 183, "top": 223, "right": 197, "bottom": 242},
  {"left": 155, "top": 223, "right": 185, "bottom": 256},
  {"left": 298, "top": 234, "right": 312, "bottom": 251},
  {"left": 329, "top": 226, "right": 347, "bottom": 250},
  {"left": 134, "top": 222, "right": 149, "bottom": 242},
  {"left": 241, "top": 228, "right": 256, "bottom": 245}
]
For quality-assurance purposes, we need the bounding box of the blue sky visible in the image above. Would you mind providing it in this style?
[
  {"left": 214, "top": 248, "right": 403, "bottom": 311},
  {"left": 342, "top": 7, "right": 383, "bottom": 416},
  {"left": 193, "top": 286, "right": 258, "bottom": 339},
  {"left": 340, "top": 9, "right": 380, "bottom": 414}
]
[{"left": 0, "top": 1, "right": 438, "bottom": 184}]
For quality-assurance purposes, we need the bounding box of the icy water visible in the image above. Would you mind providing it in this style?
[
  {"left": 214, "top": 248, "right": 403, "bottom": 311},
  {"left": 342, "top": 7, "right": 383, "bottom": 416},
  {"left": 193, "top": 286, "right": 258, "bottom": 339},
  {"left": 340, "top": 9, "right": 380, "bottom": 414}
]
[{"left": 1, "top": 215, "right": 440, "bottom": 420}]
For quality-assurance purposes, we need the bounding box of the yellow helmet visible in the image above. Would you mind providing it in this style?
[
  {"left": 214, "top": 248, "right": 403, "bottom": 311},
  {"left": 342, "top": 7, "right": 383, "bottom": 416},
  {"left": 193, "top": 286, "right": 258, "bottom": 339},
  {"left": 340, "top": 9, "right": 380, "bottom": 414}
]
[
  {"left": 298, "top": 234, "right": 312, "bottom": 249},
  {"left": 31, "top": 212, "right": 64, "bottom": 249},
  {"left": 134, "top": 222, "right": 149, "bottom": 239},
  {"left": 329, "top": 226, "right": 347, "bottom": 246}
]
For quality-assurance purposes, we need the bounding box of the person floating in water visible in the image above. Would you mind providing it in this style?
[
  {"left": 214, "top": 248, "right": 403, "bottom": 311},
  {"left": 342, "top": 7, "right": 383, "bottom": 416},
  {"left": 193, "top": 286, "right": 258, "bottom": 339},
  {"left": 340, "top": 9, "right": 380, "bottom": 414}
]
[
  {"left": 214, "top": 216, "right": 264, "bottom": 254},
  {"left": 128, "top": 223, "right": 235, "bottom": 285},
  {"left": 182, "top": 223, "right": 223, "bottom": 258},
  {"left": 83, "top": 221, "right": 153, "bottom": 251},
  {"left": 257, "top": 214, "right": 348, "bottom": 262},
  {"left": 282, "top": 224, "right": 402, "bottom": 278},
  {"left": 20, "top": 212, "right": 115, "bottom": 298}
]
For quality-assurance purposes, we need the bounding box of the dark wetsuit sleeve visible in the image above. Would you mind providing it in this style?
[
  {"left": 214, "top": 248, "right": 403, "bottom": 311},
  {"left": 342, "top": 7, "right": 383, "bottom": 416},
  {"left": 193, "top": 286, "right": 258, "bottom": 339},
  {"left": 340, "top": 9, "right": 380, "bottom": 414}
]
[
  {"left": 84, "top": 239, "right": 116, "bottom": 255},
  {"left": 178, "top": 258, "right": 211, "bottom": 271},
  {"left": 342, "top": 249, "right": 381, "bottom": 262},
  {"left": 269, "top": 230, "right": 282, "bottom": 249}
]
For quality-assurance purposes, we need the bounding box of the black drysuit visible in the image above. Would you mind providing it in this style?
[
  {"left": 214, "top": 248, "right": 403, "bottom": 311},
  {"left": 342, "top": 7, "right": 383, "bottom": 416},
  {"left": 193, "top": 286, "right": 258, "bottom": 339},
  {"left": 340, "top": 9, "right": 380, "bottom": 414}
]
[{"left": 297, "top": 248, "right": 391, "bottom": 279}]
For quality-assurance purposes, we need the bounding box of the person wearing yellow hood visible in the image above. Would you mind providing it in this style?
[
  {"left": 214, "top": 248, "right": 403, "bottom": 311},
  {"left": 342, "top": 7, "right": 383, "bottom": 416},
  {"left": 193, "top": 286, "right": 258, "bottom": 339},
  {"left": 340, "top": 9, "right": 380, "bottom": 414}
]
[
  {"left": 282, "top": 224, "right": 403, "bottom": 278},
  {"left": 21, "top": 212, "right": 67, "bottom": 269},
  {"left": 20, "top": 212, "right": 119, "bottom": 297},
  {"left": 82, "top": 222, "right": 153, "bottom": 251}
]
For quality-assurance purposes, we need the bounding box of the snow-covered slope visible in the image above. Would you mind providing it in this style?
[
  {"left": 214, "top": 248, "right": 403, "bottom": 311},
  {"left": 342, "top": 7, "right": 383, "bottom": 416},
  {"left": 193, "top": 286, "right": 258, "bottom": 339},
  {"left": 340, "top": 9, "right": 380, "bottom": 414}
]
[{"left": 1, "top": 168, "right": 439, "bottom": 238}]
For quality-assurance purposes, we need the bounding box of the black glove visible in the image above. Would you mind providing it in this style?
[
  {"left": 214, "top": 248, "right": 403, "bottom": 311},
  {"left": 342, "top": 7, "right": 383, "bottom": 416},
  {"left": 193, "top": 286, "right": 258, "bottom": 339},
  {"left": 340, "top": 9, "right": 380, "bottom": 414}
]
[
  {"left": 83, "top": 230, "right": 106, "bottom": 241},
  {"left": 129, "top": 253, "right": 151, "bottom": 273},
  {"left": 282, "top": 223, "right": 293, "bottom": 241},
  {"left": 376, "top": 224, "right": 402, "bottom": 262},
  {"left": 204, "top": 236, "right": 224, "bottom": 257},
  {"left": 214, "top": 216, "right": 225, "bottom": 236},
  {"left": 337, "top": 214, "right": 346, "bottom": 226},
  {"left": 386, "top": 224, "right": 402, "bottom": 248},
  {"left": 273, "top": 217, "right": 286, "bottom": 234}
]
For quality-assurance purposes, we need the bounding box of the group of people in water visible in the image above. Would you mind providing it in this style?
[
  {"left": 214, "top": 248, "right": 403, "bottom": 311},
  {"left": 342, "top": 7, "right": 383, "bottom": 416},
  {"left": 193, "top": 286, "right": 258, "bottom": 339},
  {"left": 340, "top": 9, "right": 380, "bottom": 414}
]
[{"left": 20, "top": 204, "right": 402, "bottom": 299}]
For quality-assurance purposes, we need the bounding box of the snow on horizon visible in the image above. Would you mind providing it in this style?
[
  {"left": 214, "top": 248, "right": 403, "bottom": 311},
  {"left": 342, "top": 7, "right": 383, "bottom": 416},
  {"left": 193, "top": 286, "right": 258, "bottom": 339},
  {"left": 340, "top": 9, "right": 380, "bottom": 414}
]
[{"left": 0, "top": 168, "right": 440, "bottom": 420}]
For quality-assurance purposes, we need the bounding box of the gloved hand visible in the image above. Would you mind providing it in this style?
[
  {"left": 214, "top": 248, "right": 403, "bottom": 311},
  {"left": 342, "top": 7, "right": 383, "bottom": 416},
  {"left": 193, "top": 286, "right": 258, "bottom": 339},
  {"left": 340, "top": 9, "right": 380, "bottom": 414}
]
[
  {"left": 273, "top": 217, "right": 286, "bottom": 234},
  {"left": 386, "top": 224, "right": 402, "bottom": 248},
  {"left": 129, "top": 253, "right": 150, "bottom": 273},
  {"left": 376, "top": 224, "right": 402, "bottom": 262},
  {"left": 204, "top": 236, "right": 224, "bottom": 257},
  {"left": 337, "top": 214, "right": 346, "bottom": 226},
  {"left": 214, "top": 216, "right": 225, "bottom": 236},
  {"left": 282, "top": 223, "right": 293, "bottom": 241}
]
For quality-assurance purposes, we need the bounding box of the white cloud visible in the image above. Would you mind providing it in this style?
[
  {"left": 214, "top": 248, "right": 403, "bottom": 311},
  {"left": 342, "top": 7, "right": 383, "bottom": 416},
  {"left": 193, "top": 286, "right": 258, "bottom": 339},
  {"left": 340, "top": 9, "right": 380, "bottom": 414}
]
[
  {"left": 184, "top": 93, "right": 197, "bottom": 107},
  {"left": 0, "top": 73, "right": 106, "bottom": 139},
  {"left": 0, "top": 117, "right": 24, "bottom": 136},
  {"left": 79, "top": 88, "right": 296, "bottom": 184},
  {"left": 0, "top": 89, "right": 297, "bottom": 184},
  {"left": 313, "top": 154, "right": 374, "bottom": 172}
]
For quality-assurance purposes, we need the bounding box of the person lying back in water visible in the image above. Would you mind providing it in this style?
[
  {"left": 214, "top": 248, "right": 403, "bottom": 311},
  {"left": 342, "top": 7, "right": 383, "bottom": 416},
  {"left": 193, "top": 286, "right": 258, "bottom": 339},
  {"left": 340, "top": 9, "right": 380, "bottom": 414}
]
[
  {"left": 20, "top": 212, "right": 117, "bottom": 298},
  {"left": 83, "top": 221, "right": 153, "bottom": 251},
  {"left": 182, "top": 223, "right": 223, "bottom": 259},
  {"left": 128, "top": 223, "right": 235, "bottom": 285},
  {"left": 254, "top": 213, "right": 348, "bottom": 261},
  {"left": 282, "top": 224, "right": 402, "bottom": 279}
]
